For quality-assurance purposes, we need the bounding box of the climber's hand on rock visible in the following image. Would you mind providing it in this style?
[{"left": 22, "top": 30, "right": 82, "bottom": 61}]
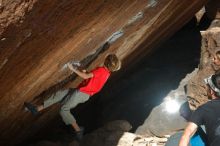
[{"left": 67, "top": 63, "right": 75, "bottom": 71}]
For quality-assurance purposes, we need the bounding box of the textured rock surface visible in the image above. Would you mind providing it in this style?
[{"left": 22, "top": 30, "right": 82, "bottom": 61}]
[
  {"left": 0, "top": 0, "right": 38, "bottom": 34},
  {"left": 31, "top": 120, "right": 167, "bottom": 146},
  {"left": 187, "top": 19, "right": 220, "bottom": 109},
  {"left": 0, "top": 0, "right": 208, "bottom": 145}
]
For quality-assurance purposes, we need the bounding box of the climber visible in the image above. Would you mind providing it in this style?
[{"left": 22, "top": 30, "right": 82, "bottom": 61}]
[
  {"left": 179, "top": 73, "right": 220, "bottom": 146},
  {"left": 24, "top": 54, "right": 121, "bottom": 140}
]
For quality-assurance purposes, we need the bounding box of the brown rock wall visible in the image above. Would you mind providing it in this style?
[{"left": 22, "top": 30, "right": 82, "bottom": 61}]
[
  {"left": 0, "top": 0, "right": 208, "bottom": 145},
  {"left": 0, "top": 0, "right": 38, "bottom": 34}
]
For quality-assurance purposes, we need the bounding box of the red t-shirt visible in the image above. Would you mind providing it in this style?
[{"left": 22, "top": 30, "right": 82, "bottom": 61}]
[{"left": 78, "top": 67, "right": 110, "bottom": 96}]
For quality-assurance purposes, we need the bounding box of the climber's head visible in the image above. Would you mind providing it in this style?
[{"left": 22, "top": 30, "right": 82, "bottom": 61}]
[
  {"left": 204, "top": 74, "right": 220, "bottom": 99},
  {"left": 104, "top": 54, "right": 121, "bottom": 72}
]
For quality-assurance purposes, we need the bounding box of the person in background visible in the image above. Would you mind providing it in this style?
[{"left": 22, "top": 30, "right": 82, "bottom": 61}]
[
  {"left": 212, "top": 50, "right": 220, "bottom": 66},
  {"left": 179, "top": 73, "right": 220, "bottom": 146},
  {"left": 24, "top": 54, "right": 121, "bottom": 140}
]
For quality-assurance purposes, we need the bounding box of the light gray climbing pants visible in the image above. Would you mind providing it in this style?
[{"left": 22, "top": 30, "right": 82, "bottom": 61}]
[{"left": 43, "top": 89, "right": 90, "bottom": 125}]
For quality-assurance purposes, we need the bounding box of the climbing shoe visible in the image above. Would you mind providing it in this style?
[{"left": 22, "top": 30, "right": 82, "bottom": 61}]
[
  {"left": 75, "top": 127, "right": 84, "bottom": 141},
  {"left": 24, "top": 102, "right": 38, "bottom": 115}
]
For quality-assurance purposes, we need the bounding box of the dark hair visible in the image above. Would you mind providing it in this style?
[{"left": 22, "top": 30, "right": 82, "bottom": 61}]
[
  {"left": 216, "top": 51, "right": 220, "bottom": 60},
  {"left": 104, "top": 54, "right": 121, "bottom": 72}
]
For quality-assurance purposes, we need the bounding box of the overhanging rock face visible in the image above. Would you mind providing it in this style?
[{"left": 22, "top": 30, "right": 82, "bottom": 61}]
[{"left": 0, "top": 0, "right": 207, "bottom": 145}]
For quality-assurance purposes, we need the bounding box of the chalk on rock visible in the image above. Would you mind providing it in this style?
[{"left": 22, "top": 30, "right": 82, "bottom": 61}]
[
  {"left": 146, "top": 0, "right": 157, "bottom": 8},
  {"left": 107, "top": 30, "right": 124, "bottom": 44},
  {"left": 127, "top": 12, "right": 143, "bottom": 25},
  {"left": 70, "top": 61, "right": 81, "bottom": 67},
  {"left": 61, "top": 64, "right": 68, "bottom": 71}
]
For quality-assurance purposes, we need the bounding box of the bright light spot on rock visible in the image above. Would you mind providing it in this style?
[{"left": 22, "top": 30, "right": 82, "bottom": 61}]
[{"left": 165, "top": 99, "right": 180, "bottom": 114}]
